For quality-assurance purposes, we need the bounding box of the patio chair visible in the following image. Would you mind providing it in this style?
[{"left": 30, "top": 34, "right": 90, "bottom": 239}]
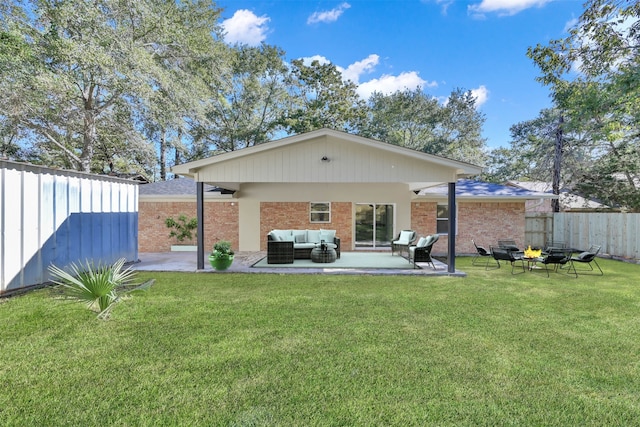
[
  {"left": 472, "top": 239, "right": 498, "bottom": 268},
  {"left": 544, "top": 241, "right": 566, "bottom": 253},
  {"left": 567, "top": 245, "right": 603, "bottom": 276},
  {"left": 535, "top": 249, "right": 575, "bottom": 278},
  {"left": 392, "top": 230, "right": 417, "bottom": 257},
  {"left": 490, "top": 246, "right": 525, "bottom": 274},
  {"left": 498, "top": 239, "right": 524, "bottom": 258},
  {"left": 409, "top": 234, "right": 439, "bottom": 269}
]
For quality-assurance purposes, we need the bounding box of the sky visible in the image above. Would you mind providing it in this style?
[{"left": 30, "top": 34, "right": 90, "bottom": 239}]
[{"left": 216, "top": 0, "right": 586, "bottom": 149}]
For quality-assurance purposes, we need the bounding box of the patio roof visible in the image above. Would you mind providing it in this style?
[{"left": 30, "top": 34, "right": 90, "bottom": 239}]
[{"left": 416, "top": 179, "right": 558, "bottom": 200}]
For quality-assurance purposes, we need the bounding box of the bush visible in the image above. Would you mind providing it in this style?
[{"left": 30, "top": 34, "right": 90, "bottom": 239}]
[{"left": 48, "top": 258, "right": 153, "bottom": 319}]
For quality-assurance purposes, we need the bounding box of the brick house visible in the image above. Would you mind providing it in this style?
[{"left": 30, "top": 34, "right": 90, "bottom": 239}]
[{"left": 141, "top": 129, "right": 554, "bottom": 266}]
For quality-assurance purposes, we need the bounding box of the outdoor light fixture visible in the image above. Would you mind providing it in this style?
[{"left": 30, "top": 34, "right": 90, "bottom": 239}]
[{"left": 321, "top": 156, "right": 330, "bottom": 162}]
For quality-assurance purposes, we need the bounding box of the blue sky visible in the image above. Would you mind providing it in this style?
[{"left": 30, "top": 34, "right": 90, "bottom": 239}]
[{"left": 217, "top": 0, "right": 585, "bottom": 149}]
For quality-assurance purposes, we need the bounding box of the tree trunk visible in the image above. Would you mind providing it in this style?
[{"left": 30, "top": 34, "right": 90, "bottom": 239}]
[
  {"left": 80, "top": 108, "right": 96, "bottom": 173},
  {"left": 160, "top": 129, "right": 167, "bottom": 181},
  {"left": 552, "top": 115, "right": 564, "bottom": 213}
]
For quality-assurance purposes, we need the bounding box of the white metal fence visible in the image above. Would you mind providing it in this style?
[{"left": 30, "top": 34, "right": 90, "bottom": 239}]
[{"left": 1, "top": 161, "right": 139, "bottom": 295}]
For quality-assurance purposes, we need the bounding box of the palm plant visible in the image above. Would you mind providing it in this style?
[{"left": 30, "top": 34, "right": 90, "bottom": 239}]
[{"left": 48, "top": 258, "right": 152, "bottom": 319}]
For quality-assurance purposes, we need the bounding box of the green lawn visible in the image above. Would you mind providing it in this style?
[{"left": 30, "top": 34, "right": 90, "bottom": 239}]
[{"left": 1, "top": 257, "right": 639, "bottom": 425}]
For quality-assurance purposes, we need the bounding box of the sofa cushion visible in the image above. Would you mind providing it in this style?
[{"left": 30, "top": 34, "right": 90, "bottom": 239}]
[
  {"left": 319, "top": 229, "right": 336, "bottom": 242},
  {"left": 307, "top": 229, "right": 321, "bottom": 243},
  {"left": 271, "top": 229, "right": 292, "bottom": 242},
  {"left": 294, "top": 242, "right": 316, "bottom": 249}
]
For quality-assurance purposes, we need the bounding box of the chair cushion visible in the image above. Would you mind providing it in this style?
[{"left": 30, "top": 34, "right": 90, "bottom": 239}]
[
  {"left": 576, "top": 251, "right": 593, "bottom": 260},
  {"left": 397, "top": 230, "right": 413, "bottom": 244},
  {"left": 423, "top": 235, "right": 436, "bottom": 247},
  {"left": 416, "top": 237, "right": 428, "bottom": 248}
]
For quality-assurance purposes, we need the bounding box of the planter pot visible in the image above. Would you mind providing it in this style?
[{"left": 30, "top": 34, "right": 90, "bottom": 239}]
[
  {"left": 171, "top": 245, "right": 197, "bottom": 252},
  {"left": 209, "top": 255, "right": 234, "bottom": 271}
]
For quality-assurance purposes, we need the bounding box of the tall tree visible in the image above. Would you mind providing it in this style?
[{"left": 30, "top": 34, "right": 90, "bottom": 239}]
[
  {"left": 281, "top": 59, "right": 367, "bottom": 134},
  {"left": 192, "top": 43, "right": 290, "bottom": 153},
  {"left": 0, "top": 0, "right": 225, "bottom": 173},
  {"left": 362, "top": 88, "right": 486, "bottom": 165},
  {"left": 527, "top": 0, "right": 640, "bottom": 211},
  {"left": 484, "top": 108, "right": 592, "bottom": 186},
  {"left": 363, "top": 88, "right": 441, "bottom": 150}
]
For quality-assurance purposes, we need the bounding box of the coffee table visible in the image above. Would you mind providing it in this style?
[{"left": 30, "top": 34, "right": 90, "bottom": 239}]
[{"left": 310, "top": 243, "right": 337, "bottom": 263}]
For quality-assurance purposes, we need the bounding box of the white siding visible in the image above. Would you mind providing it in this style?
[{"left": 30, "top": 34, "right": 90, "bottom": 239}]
[{"left": 196, "top": 137, "right": 458, "bottom": 184}]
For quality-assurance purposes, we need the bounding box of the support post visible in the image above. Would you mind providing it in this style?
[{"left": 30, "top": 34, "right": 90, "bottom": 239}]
[
  {"left": 448, "top": 182, "right": 456, "bottom": 273},
  {"left": 197, "top": 181, "right": 205, "bottom": 270}
]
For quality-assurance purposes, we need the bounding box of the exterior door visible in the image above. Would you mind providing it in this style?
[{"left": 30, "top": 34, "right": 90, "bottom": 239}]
[{"left": 355, "top": 204, "right": 395, "bottom": 248}]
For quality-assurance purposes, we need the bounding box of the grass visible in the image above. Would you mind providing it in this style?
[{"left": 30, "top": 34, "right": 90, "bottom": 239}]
[{"left": 1, "top": 257, "right": 639, "bottom": 425}]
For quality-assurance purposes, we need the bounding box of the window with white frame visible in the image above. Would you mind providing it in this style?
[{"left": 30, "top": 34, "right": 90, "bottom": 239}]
[
  {"left": 436, "top": 203, "right": 449, "bottom": 234},
  {"left": 310, "top": 202, "right": 331, "bottom": 223}
]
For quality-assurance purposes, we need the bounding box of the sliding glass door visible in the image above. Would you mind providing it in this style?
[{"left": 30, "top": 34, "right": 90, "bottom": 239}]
[{"left": 355, "top": 203, "right": 395, "bottom": 248}]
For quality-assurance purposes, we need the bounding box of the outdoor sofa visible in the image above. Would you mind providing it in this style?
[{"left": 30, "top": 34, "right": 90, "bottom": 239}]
[{"left": 267, "top": 229, "right": 341, "bottom": 263}]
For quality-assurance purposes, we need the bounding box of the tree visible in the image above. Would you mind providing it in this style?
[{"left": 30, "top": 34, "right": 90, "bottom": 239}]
[
  {"left": 192, "top": 43, "right": 290, "bottom": 153},
  {"left": 363, "top": 88, "right": 441, "bottom": 150},
  {"left": 484, "top": 108, "right": 592, "bottom": 185},
  {"left": 361, "top": 88, "right": 486, "bottom": 165},
  {"left": 527, "top": 0, "right": 640, "bottom": 211},
  {"left": 281, "top": 59, "right": 367, "bottom": 134},
  {"left": 0, "top": 0, "right": 225, "bottom": 173},
  {"left": 434, "top": 88, "right": 487, "bottom": 165}
]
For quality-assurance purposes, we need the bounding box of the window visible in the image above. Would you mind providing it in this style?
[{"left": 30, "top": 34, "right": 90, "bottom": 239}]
[
  {"left": 310, "top": 202, "right": 331, "bottom": 223},
  {"left": 436, "top": 203, "right": 449, "bottom": 234}
]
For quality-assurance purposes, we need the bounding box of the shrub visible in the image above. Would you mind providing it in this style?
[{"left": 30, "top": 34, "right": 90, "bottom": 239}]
[{"left": 48, "top": 258, "right": 153, "bottom": 319}]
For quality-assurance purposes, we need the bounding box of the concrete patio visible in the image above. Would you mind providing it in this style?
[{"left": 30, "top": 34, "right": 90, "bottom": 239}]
[{"left": 131, "top": 251, "right": 467, "bottom": 276}]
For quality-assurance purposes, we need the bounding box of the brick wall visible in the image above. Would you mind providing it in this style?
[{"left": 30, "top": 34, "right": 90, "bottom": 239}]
[
  {"left": 411, "top": 201, "right": 525, "bottom": 255},
  {"left": 260, "top": 202, "right": 353, "bottom": 250},
  {"left": 140, "top": 199, "right": 525, "bottom": 255},
  {"left": 138, "top": 201, "right": 238, "bottom": 252}
]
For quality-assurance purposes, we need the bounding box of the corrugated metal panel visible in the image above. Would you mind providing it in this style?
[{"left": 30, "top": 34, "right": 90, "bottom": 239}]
[
  {"left": 1, "top": 161, "right": 139, "bottom": 295},
  {"left": 554, "top": 212, "right": 640, "bottom": 260}
]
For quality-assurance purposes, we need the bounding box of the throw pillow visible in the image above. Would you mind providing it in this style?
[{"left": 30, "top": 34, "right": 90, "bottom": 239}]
[
  {"left": 399, "top": 230, "right": 413, "bottom": 243},
  {"left": 295, "top": 234, "right": 306, "bottom": 243},
  {"left": 416, "top": 237, "right": 427, "bottom": 248}
]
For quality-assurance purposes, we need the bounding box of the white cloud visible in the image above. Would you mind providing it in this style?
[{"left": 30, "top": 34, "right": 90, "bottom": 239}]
[
  {"left": 222, "top": 10, "right": 269, "bottom": 46},
  {"left": 470, "top": 85, "right": 489, "bottom": 107},
  {"left": 297, "top": 54, "right": 436, "bottom": 100},
  {"left": 308, "top": 3, "right": 351, "bottom": 24},
  {"left": 299, "top": 55, "right": 332, "bottom": 66},
  {"left": 339, "top": 54, "right": 380, "bottom": 83},
  {"left": 357, "top": 72, "right": 436, "bottom": 99},
  {"left": 468, "top": 0, "right": 551, "bottom": 17}
]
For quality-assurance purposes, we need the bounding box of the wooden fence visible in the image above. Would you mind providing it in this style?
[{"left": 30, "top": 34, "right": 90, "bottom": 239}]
[{"left": 526, "top": 212, "right": 640, "bottom": 261}]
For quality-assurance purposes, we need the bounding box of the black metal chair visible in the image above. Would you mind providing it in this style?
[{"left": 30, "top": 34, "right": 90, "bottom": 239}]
[
  {"left": 536, "top": 249, "right": 575, "bottom": 278},
  {"left": 472, "top": 239, "right": 497, "bottom": 268},
  {"left": 567, "top": 245, "right": 603, "bottom": 276},
  {"left": 498, "top": 239, "right": 524, "bottom": 258},
  {"left": 490, "top": 246, "right": 525, "bottom": 274}
]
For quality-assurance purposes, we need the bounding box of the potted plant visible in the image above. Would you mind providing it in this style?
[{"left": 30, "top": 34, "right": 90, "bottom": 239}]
[
  {"left": 209, "top": 240, "right": 235, "bottom": 271},
  {"left": 165, "top": 215, "right": 198, "bottom": 251}
]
